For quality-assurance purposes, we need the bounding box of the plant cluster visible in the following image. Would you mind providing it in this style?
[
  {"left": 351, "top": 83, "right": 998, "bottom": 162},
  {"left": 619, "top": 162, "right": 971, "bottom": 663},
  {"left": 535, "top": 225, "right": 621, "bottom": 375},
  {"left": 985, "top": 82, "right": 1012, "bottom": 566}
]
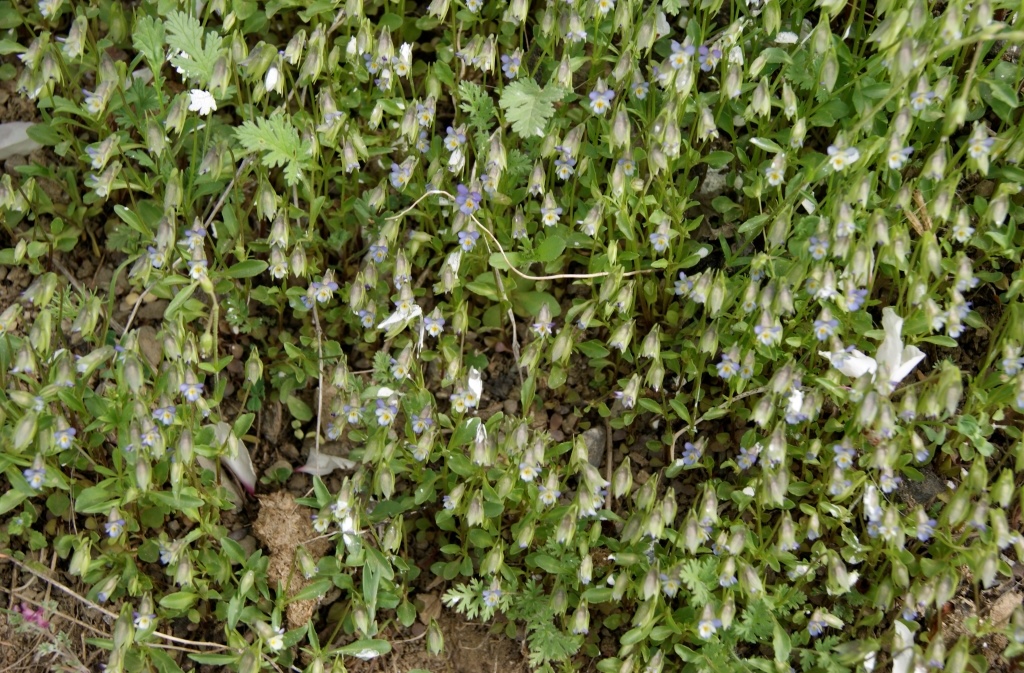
[{"left": 2, "top": 0, "right": 1024, "bottom": 671}]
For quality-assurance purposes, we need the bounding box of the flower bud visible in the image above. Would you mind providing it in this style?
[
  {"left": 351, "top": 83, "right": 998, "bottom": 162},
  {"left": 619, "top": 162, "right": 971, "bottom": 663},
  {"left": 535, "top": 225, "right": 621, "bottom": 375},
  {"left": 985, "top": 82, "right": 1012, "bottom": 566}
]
[
  {"left": 427, "top": 619, "right": 444, "bottom": 654},
  {"left": 69, "top": 539, "right": 91, "bottom": 576}
]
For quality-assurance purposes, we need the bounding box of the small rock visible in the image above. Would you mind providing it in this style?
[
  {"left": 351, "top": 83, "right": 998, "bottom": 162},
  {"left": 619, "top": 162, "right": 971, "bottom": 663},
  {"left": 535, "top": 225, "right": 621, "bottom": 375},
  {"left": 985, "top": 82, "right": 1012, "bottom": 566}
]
[
  {"left": 583, "top": 426, "right": 606, "bottom": 469},
  {"left": 137, "top": 325, "right": 162, "bottom": 368},
  {"left": 137, "top": 299, "right": 169, "bottom": 321},
  {"left": 235, "top": 534, "right": 258, "bottom": 557},
  {"left": 503, "top": 398, "right": 519, "bottom": 415}
]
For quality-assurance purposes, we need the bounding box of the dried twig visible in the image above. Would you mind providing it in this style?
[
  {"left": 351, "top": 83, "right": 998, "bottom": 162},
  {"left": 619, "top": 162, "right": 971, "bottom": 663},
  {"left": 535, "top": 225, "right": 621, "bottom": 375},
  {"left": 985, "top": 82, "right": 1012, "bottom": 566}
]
[{"left": 0, "top": 554, "right": 228, "bottom": 652}]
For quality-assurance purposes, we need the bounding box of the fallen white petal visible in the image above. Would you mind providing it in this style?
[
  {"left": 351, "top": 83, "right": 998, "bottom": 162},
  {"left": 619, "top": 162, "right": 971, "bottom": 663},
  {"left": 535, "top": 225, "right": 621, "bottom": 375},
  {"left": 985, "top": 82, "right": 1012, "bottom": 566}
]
[
  {"left": 892, "top": 621, "right": 914, "bottom": 673},
  {"left": 222, "top": 433, "right": 257, "bottom": 494},
  {"left": 0, "top": 122, "right": 42, "bottom": 161},
  {"left": 819, "top": 349, "right": 877, "bottom": 379},
  {"left": 296, "top": 452, "right": 356, "bottom": 476},
  {"left": 468, "top": 367, "right": 483, "bottom": 399},
  {"left": 891, "top": 345, "right": 926, "bottom": 385},
  {"left": 787, "top": 389, "right": 803, "bottom": 416}
]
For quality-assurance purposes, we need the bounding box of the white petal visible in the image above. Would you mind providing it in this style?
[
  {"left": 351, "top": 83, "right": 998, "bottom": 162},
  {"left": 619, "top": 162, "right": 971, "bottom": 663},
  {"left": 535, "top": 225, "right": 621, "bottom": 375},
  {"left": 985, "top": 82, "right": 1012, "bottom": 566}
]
[
  {"left": 892, "top": 621, "right": 914, "bottom": 673},
  {"left": 222, "top": 434, "right": 257, "bottom": 494},
  {"left": 296, "top": 452, "right": 356, "bottom": 476},
  {"left": 787, "top": 389, "right": 803, "bottom": 416},
  {"left": 822, "top": 349, "right": 877, "bottom": 379},
  {"left": 891, "top": 346, "right": 926, "bottom": 385},
  {"left": 876, "top": 307, "right": 905, "bottom": 376},
  {"left": 468, "top": 367, "right": 483, "bottom": 399}
]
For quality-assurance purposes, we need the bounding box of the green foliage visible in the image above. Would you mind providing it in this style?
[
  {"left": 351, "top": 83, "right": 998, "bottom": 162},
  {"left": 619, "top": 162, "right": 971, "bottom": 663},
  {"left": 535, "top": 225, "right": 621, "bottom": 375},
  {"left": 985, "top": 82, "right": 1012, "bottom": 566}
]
[
  {"left": 234, "top": 113, "right": 310, "bottom": 186},
  {"left": 499, "top": 80, "right": 566, "bottom": 139},
  {"left": 4, "top": 0, "right": 1024, "bottom": 672}
]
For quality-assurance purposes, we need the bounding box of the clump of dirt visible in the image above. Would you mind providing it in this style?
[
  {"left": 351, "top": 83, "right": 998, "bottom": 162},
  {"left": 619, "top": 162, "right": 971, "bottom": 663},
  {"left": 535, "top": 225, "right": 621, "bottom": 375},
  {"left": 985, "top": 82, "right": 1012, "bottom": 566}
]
[
  {"left": 344, "top": 608, "right": 530, "bottom": 673},
  {"left": 252, "top": 491, "right": 332, "bottom": 629}
]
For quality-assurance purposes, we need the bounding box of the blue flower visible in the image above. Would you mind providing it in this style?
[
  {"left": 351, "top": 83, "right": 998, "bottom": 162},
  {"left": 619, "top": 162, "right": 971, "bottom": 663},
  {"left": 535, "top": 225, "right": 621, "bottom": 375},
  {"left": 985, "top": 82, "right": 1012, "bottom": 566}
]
[
  {"left": 368, "top": 243, "right": 388, "bottom": 264},
  {"left": 532, "top": 319, "right": 555, "bottom": 337},
  {"left": 500, "top": 53, "right": 521, "bottom": 79},
  {"left": 455, "top": 184, "right": 482, "bottom": 215},
  {"left": 808, "top": 236, "right": 829, "bottom": 260},
  {"left": 813, "top": 318, "right": 839, "bottom": 341},
  {"left": 808, "top": 614, "right": 827, "bottom": 637},
  {"left": 668, "top": 40, "right": 694, "bottom": 70},
  {"left": 375, "top": 399, "right": 398, "bottom": 426},
  {"left": 697, "top": 45, "right": 722, "bottom": 72},
  {"left": 482, "top": 587, "right": 502, "bottom": 607},
  {"left": 313, "top": 279, "right": 339, "bottom": 304},
  {"left": 357, "top": 309, "right": 375, "bottom": 329},
  {"left": 846, "top": 287, "right": 868, "bottom": 311},
  {"left": 105, "top": 518, "right": 126, "bottom": 538},
  {"left": 411, "top": 413, "right": 433, "bottom": 434},
  {"left": 632, "top": 80, "right": 649, "bottom": 99},
  {"left": 674, "top": 272, "right": 693, "bottom": 297},
  {"left": 458, "top": 230, "right": 480, "bottom": 252},
  {"left": 389, "top": 162, "right": 412, "bottom": 190},
  {"left": 915, "top": 517, "right": 935, "bottom": 542},
  {"left": 540, "top": 202, "right": 563, "bottom": 227},
  {"left": 152, "top": 406, "right": 176, "bottom": 426},
  {"left": 147, "top": 246, "right": 166, "bottom": 269},
  {"left": 415, "top": 102, "right": 434, "bottom": 127},
  {"left": 649, "top": 231, "right": 669, "bottom": 253},
  {"left": 54, "top": 427, "right": 77, "bottom": 449},
  {"left": 588, "top": 88, "right": 615, "bottom": 115},
  {"left": 343, "top": 403, "right": 362, "bottom": 424},
  {"left": 832, "top": 443, "right": 856, "bottom": 470},
  {"left": 23, "top": 467, "right": 45, "bottom": 490},
  {"left": 179, "top": 381, "right": 204, "bottom": 403},
  {"left": 421, "top": 315, "right": 443, "bottom": 339},
  {"left": 736, "top": 445, "right": 759, "bottom": 470},
  {"left": 1002, "top": 356, "right": 1024, "bottom": 377},
  {"left": 618, "top": 156, "right": 636, "bottom": 176},
  {"left": 681, "top": 441, "right": 702, "bottom": 466},
  {"left": 554, "top": 156, "right": 576, "bottom": 180},
  {"left": 753, "top": 324, "right": 781, "bottom": 346},
  {"left": 444, "top": 126, "right": 466, "bottom": 152},
  {"left": 716, "top": 355, "right": 738, "bottom": 380},
  {"left": 416, "top": 130, "right": 430, "bottom": 154}
]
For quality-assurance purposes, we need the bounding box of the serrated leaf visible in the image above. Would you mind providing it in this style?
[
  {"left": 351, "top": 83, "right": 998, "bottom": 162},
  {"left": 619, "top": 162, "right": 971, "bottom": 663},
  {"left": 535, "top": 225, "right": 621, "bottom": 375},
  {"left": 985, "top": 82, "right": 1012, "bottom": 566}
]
[
  {"left": 234, "top": 113, "right": 310, "bottom": 186},
  {"left": 165, "top": 10, "right": 223, "bottom": 85},
  {"left": 133, "top": 16, "right": 166, "bottom": 71},
  {"left": 499, "top": 80, "right": 566, "bottom": 138}
]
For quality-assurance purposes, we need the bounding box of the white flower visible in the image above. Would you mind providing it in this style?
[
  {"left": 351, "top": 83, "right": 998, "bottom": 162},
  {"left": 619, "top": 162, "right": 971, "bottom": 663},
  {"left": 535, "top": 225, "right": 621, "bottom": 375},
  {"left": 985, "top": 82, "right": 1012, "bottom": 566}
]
[
  {"left": 875, "top": 307, "right": 926, "bottom": 386},
  {"left": 819, "top": 347, "right": 877, "bottom": 379},
  {"left": 265, "top": 66, "right": 281, "bottom": 93},
  {"left": 775, "top": 31, "right": 799, "bottom": 44},
  {"left": 188, "top": 89, "right": 217, "bottom": 116},
  {"left": 819, "top": 307, "right": 925, "bottom": 388},
  {"left": 353, "top": 649, "right": 380, "bottom": 661},
  {"left": 786, "top": 389, "right": 804, "bottom": 417}
]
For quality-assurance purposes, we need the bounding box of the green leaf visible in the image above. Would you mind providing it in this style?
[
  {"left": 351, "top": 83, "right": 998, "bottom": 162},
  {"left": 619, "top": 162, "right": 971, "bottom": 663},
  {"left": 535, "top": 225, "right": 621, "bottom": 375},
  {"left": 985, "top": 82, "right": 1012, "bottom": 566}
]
[
  {"left": 133, "top": 16, "right": 166, "bottom": 71},
  {"left": 147, "top": 646, "right": 185, "bottom": 673},
  {"left": 159, "top": 591, "right": 198, "bottom": 611},
  {"left": 225, "top": 259, "right": 268, "bottom": 278},
  {"left": 164, "top": 10, "right": 223, "bottom": 85},
  {"left": 289, "top": 578, "right": 332, "bottom": 603},
  {"left": 0, "top": 490, "right": 27, "bottom": 516},
  {"left": 703, "top": 151, "right": 734, "bottom": 169},
  {"left": 534, "top": 235, "right": 566, "bottom": 262},
  {"left": 921, "top": 335, "right": 959, "bottom": 348},
  {"left": 773, "top": 622, "right": 791, "bottom": 662},
  {"left": 25, "top": 123, "right": 62, "bottom": 147},
  {"left": 499, "top": 80, "right": 566, "bottom": 138},
  {"left": 74, "top": 484, "right": 117, "bottom": 514},
  {"left": 285, "top": 395, "right": 313, "bottom": 422},
  {"left": 234, "top": 112, "right": 311, "bottom": 186},
  {"left": 337, "top": 639, "right": 391, "bottom": 658}
]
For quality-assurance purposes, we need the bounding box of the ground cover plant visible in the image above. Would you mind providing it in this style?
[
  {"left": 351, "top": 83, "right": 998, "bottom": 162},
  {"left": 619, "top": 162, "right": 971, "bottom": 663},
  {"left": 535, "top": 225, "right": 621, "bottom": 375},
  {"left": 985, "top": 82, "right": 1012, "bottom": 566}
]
[{"left": 1, "top": 0, "right": 1024, "bottom": 671}]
